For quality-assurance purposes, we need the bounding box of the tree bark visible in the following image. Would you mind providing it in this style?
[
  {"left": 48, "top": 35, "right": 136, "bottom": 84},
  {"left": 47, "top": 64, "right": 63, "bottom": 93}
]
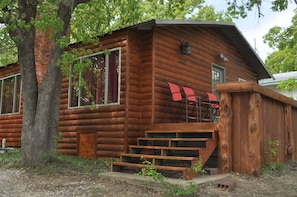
[{"left": 14, "top": 0, "right": 90, "bottom": 166}]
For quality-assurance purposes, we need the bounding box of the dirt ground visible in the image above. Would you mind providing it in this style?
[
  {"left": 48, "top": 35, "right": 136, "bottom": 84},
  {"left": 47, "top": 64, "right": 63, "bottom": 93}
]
[{"left": 1, "top": 161, "right": 297, "bottom": 197}]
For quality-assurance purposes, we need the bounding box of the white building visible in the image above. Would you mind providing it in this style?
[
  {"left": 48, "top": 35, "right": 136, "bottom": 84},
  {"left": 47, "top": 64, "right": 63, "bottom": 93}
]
[{"left": 259, "top": 71, "right": 297, "bottom": 100}]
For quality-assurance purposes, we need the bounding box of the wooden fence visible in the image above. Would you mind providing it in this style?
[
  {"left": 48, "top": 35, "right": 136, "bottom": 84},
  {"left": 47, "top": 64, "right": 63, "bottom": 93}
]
[{"left": 216, "top": 82, "right": 297, "bottom": 175}]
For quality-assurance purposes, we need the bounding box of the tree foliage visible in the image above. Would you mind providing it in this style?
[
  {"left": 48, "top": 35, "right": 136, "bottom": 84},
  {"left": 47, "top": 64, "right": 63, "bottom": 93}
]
[
  {"left": 262, "top": 8, "right": 297, "bottom": 95},
  {"left": 70, "top": 0, "right": 230, "bottom": 42},
  {"left": 226, "top": 0, "right": 294, "bottom": 19},
  {"left": 0, "top": 27, "right": 17, "bottom": 65},
  {"left": 263, "top": 9, "right": 297, "bottom": 73}
]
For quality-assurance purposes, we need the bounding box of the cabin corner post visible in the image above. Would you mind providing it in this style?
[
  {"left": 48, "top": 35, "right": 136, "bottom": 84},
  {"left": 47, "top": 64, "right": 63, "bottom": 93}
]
[
  {"left": 248, "top": 92, "right": 261, "bottom": 176},
  {"left": 285, "top": 105, "right": 295, "bottom": 161},
  {"left": 217, "top": 92, "right": 233, "bottom": 173}
]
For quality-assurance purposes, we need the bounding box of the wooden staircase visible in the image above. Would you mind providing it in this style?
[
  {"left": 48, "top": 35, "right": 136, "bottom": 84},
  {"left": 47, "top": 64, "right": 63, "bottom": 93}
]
[{"left": 111, "top": 123, "right": 218, "bottom": 180}]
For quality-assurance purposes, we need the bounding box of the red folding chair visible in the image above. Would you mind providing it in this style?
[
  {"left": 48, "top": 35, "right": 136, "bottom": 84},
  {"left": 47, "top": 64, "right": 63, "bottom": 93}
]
[
  {"left": 182, "top": 86, "right": 201, "bottom": 122},
  {"left": 162, "top": 82, "right": 184, "bottom": 122},
  {"left": 202, "top": 92, "right": 220, "bottom": 122}
]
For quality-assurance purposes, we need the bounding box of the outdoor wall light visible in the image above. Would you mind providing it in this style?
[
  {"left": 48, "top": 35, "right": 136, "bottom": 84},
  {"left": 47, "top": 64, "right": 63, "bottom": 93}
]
[
  {"left": 218, "top": 53, "right": 229, "bottom": 61},
  {"left": 180, "top": 42, "right": 192, "bottom": 55}
]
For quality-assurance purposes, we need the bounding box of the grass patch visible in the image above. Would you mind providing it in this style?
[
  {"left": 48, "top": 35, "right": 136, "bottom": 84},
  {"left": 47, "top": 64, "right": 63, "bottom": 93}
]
[
  {"left": 0, "top": 148, "right": 22, "bottom": 168},
  {"left": 0, "top": 148, "right": 111, "bottom": 176}
]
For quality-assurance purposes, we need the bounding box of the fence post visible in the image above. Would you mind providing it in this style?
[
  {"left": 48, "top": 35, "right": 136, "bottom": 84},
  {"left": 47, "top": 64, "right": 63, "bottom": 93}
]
[
  {"left": 217, "top": 92, "right": 233, "bottom": 173},
  {"left": 248, "top": 93, "right": 261, "bottom": 176},
  {"left": 285, "top": 105, "right": 295, "bottom": 161}
]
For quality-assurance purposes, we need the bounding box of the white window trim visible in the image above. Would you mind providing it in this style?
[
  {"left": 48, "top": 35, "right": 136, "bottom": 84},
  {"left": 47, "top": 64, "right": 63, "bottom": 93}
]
[
  {"left": 0, "top": 73, "right": 22, "bottom": 116},
  {"left": 212, "top": 63, "right": 226, "bottom": 94},
  {"left": 68, "top": 47, "right": 121, "bottom": 109}
]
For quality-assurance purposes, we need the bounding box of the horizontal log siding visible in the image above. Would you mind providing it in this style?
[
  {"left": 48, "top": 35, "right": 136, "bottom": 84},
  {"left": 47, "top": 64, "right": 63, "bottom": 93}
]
[
  {"left": 0, "top": 64, "right": 22, "bottom": 147},
  {"left": 153, "top": 26, "right": 258, "bottom": 123},
  {"left": 125, "top": 30, "right": 142, "bottom": 149},
  {"left": 58, "top": 31, "right": 128, "bottom": 157},
  {"left": 140, "top": 31, "right": 154, "bottom": 131}
]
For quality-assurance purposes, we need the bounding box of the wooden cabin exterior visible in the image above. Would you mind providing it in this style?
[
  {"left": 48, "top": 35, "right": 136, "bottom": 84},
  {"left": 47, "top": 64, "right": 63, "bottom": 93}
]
[{"left": 3, "top": 20, "right": 297, "bottom": 178}]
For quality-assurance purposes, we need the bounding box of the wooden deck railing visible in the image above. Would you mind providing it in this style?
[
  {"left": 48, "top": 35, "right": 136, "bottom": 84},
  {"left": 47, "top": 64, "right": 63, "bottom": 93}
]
[{"left": 216, "top": 82, "right": 297, "bottom": 176}]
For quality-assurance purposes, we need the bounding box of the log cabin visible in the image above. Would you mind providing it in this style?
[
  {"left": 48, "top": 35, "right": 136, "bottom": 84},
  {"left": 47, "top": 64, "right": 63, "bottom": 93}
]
[{"left": 1, "top": 19, "right": 297, "bottom": 179}]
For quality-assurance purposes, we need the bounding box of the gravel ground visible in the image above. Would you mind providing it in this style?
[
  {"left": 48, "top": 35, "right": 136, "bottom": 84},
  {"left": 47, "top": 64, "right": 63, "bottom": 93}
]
[
  {"left": 2, "top": 161, "right": 297, "bottom": 197},
  {"left": 0, "top": 168, "right": 163, "bottom": 197}
]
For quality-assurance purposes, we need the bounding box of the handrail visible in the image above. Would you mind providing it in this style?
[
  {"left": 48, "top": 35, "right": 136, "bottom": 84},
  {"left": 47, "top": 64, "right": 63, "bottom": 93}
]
[{"left": 216, "top": 81, "right": 297, "bottom": 108}]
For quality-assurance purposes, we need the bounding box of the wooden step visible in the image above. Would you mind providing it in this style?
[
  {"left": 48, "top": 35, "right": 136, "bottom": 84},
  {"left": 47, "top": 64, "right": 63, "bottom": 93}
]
[
  {"left": 129, "top": 145, "right": 200, "bottom": 157},
  {"left": 145, "top": 130, "right": 215, "bottom": 139},
  {"left": 121, "top": 153, "right": 197, "bottom": 161},
  {"left": 151, "top": 122, "right": 218, "bottom": 131},
  {"left": 111, "top": 123, "right": 219, "bottom": 180},
  {"left": 145, "top": 129, "right": 214, "bottom": 134},
  {"left": 111, "top": 161, "right": 196, "bottom": 180},
  {"left": 137, "top": 137, "right": 208, "bottom": 148},
  {"left": 120, "top": 153, "right": 197, "bottom": 167}
]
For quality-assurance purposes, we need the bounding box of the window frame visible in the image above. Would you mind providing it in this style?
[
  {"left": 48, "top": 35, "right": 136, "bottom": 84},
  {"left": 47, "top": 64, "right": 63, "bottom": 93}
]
[
  {"left": 68, "top": 47, "right": 121, "bottom": 109},
  {"left": 212, "top": 64, "right": 225, "bottom": 96},
  {"left": 0, "top": 73, "right": 22, "bottom": 115}
]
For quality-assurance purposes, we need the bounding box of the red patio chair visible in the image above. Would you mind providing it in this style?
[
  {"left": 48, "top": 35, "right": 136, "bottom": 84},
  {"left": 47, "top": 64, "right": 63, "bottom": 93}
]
[
  {"left": 202, "top": 92, "right": 220, "bottom": 122},
  {"left": 162, "top": 82, "right": 185, "bottom": 122},
  {"left": 181, "top": 86, "right": 201, "bottom": 122}
]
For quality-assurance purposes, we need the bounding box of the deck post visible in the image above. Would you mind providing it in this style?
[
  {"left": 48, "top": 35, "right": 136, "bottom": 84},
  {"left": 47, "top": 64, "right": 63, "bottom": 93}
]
[
  {"left": 217, "top": 92, "right": 233, "bottom": 173},
  {"left": 285, "top": 105, "right": 295, "bottom": 161},
  {"left": 248, "top": 93, "right": 261, "bottom": 176}
]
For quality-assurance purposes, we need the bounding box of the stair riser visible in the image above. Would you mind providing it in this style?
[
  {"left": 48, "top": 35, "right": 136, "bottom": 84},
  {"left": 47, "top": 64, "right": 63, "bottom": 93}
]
[{"left": 121, "top": 156, "right": 193, "bottom": 167}]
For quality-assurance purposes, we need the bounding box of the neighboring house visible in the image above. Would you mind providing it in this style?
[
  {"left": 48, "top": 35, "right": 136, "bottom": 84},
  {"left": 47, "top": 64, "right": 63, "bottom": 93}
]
[
  {"left": 259, "top": 71, "right": 297, "bottom": 100},
  {"left": 0, "top": 19, "right": 271, "bottom": 160}
]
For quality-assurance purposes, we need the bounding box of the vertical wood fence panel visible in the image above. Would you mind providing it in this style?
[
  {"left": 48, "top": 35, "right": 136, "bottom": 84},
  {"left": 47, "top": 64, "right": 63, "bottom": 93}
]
[{"left": 217, "top": 82, "right": 297, "bottom": 175}]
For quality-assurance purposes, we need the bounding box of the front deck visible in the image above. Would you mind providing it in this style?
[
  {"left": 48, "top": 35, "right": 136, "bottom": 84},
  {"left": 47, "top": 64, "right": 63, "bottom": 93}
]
[{"left": 111, "top": 82, "right": 297, "bottom": 180}]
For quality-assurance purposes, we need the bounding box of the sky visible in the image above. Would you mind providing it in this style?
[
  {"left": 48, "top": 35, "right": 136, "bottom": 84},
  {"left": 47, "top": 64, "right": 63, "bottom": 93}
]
[{"left": 204, "top": 0, "right": 296, "bottom": 61}]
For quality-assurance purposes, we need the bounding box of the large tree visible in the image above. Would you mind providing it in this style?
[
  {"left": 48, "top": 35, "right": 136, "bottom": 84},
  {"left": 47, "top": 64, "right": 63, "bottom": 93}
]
[
  {"left": 0, "top": 0, "right": 90, "bottom": 166},
  {"left": 0, "top": 0, "right": 294, "bottom": 166}
]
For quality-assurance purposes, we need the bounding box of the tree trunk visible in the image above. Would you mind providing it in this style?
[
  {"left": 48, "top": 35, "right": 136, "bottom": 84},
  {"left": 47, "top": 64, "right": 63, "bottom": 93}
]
[{"left": 19, "top": 0, "right": 89, "bottom": 166}]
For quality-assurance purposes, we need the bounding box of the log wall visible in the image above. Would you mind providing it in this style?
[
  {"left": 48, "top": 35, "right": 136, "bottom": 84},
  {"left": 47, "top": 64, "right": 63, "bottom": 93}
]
[
  {"left": 152, "top": 26, "right": 258, "bottom": 123},
  {"left": 0, "top": 64, "right": 22, "bottom": 147},
  {"left": 58, "top": 31, "right": 129, "bottom": 157},
  {"left": 140, "top": 31, "right": 153, "bottom": 131},
  {"left": 217, "top": 82, "right": 297, "bottom": 175},
  {"left": 125, "top": 30, "right": 143, "bottom": 149}
]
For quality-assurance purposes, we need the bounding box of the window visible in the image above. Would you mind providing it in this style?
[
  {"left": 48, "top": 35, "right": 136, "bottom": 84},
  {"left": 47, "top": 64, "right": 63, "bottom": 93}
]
[
  {"left": 212, "top": 64, "right": 225, "bottom": 96},
  {"left": 0, "top": 74, "right": 21, "bottom": 115},
  {"left": 69, "top": 48, "right": 120, "bottom": 108}
]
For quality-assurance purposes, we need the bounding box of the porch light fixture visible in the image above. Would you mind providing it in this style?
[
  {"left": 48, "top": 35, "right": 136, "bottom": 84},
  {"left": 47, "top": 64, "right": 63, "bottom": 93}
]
[
  {"left": 218, "top": 53, "right": 229, "bottom": 61},
  {"left": 180, "top": 42, "right": 192, "bottom": 55}
]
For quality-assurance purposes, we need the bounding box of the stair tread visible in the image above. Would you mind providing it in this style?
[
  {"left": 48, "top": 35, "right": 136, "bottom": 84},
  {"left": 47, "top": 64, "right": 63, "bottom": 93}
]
[
  {"left": 121, "top": 153, "right": 197, "bottom": 160},
  {"left": 111, "top": 161, "right": 188, "bottom": 171},
  {"left": 145, "top": 129, "right": 215, "bottom": 133},
  {"left": 129, "top": 145, "right": 202, "bottom": 150},
  {"left": 145, "top": 130, "right": 181, "bottom": 133},
  {"left": 138, "top": 137, "right": 209, "bottom": 141}
]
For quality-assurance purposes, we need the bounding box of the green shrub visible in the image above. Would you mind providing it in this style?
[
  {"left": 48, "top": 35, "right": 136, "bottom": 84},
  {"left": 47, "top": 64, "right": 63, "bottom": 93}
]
[{"left": 137, "top": 159, "right": 198, "bottom": 197}]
